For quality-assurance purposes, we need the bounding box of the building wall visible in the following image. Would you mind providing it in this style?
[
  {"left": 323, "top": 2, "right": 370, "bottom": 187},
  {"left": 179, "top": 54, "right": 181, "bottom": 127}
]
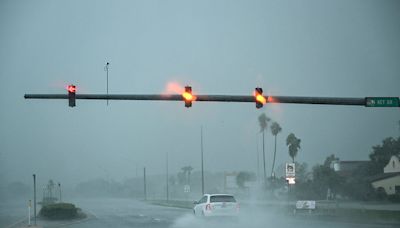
[
  {"left": 384, "top": 156, "right": 400, "bottom": 173},
  {"left": 371, "top": 175, "right": 400, "bottom": 195}
]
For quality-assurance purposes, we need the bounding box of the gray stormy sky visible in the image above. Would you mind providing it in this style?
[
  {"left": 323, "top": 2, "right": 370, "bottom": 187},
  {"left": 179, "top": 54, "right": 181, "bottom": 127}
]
[{"left": 0, "top": 0, "right": 399, "bottom": 186}]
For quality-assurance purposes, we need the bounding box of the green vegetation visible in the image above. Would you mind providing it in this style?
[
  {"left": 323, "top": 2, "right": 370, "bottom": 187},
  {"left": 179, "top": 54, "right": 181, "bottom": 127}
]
[
  {"left": 286, "top": 133, "right": 301, "bottom": 163},
  {"left": 39, "top": 203, "right": 78, "bottom": 219},
  {"left": 258, "top": 113, "right": 271, "bottom": 182},
  {"left": 236, "top": 171, "right": 256, "bottom": 189},
  {"left": 294, "top": 136, "right": 400, "bottom": 201},
  {"left": 178, "top": 166, "right": 194, "bottom": 185},
  {"left": 368, "top": 137, "right": 400, "bottom": 176},
  {"left": 270, "top": 121, "right": 282, "bottom": 176}
]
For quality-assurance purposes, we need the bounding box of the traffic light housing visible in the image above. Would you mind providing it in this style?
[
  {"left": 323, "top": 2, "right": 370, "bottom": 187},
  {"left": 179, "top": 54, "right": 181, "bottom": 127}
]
[
  {"left": 254, "top": 87, "right": 266, "bottom": 109},
  {"left": 67, "top": 85, "right": 76, "bottom": 107},
  {"left": 182, "top": 86, "right": 193, "bottom": 108}
]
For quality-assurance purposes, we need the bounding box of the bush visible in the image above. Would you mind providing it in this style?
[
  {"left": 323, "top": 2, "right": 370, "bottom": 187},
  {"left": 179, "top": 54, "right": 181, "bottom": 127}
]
[
  {"left": 374, "top": 187, "right": 388, "bottom": 201},
  {"left": 40, "top": 203, "right": 78, "bottom": 219},
  {"left": 388, "top": 194, "right": 400, "bottom": 203}
]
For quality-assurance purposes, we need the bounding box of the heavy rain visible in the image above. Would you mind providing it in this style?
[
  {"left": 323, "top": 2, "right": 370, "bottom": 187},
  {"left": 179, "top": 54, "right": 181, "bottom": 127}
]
[{"left": 0, "top": 0, "right": 399, "bottom": 227}]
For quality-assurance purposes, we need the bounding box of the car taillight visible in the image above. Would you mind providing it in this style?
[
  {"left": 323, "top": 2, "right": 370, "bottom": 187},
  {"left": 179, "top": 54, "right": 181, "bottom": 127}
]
[
  {"left": 206, "top": 204, "right": 213, "bottom": 211},
  {"left": 236, "top": 203, "right": 240, "bottom": 211}
]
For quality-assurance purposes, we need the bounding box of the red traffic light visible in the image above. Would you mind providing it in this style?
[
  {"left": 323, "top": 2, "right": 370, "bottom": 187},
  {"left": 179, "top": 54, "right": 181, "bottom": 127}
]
[
  {"left": 67, "top": 84, "right": 76, "bottom": 107},
  {"left": 67, "top": 85, "right": 76, "bottom": 93}
]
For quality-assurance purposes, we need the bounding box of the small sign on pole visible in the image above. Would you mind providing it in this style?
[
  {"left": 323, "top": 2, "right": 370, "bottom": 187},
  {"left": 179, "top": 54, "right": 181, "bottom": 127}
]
[
  {"left": 286, "top": 163, "right": 296, "bottom": 185},
  {"left": 286, "top": 177, "right": 296, "bottom": 185},
  {"left": 184, "top": 185, "right": 190, "bottom": 193},
  {"left": 286, "top": 163, "right": 295, "bottom": 177},
  {"left": 296, "top": 200, "right": 316, "bottom": 210}
]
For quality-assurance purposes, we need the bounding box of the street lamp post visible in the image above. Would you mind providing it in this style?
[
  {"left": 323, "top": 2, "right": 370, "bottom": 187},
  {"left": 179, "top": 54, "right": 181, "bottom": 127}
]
[
  {"left": 58, "top": 183, "right": 62, "bottom": 202},
  {"left": 201, "top": 126, "right": 204, "bottom": 195},
  {"left": 166, "top": 152, "right": 169, "bottom": 202},
  {"left": 32, "top": 174, "right": 36, "bottom": 226},
  {"left": 143, "top": 167, "right": 147, "bottom": 201}
]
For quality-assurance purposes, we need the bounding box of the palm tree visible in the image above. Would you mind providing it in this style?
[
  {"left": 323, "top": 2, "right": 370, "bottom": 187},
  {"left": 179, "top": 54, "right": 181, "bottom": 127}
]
[
  {"left": 181, "top": 166, "right": 193, "bottom": 185},
  {"left": 286, "top": 133, "right": 301, "bottom": 163},
  {"left": 258, "top": 113, "right": 270, "bottom": 182},
  {"left": 47, "top": 179, "right": 55, "bottom": 200},
  {"left": 270, "top": 122, "right": 282, "bottom": 176}
]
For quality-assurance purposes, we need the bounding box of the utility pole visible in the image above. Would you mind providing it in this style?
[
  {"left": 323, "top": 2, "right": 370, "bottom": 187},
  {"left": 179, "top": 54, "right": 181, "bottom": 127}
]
[
  {"left": 398, "top": 120, "right": 400, "bottom": 137},
  {"left": 32, "top": 174, "right": 36, "bottom": 226},
  {"left": 143, "top": 167, "right": 147, "bottom": 201},
  {"left": 201, "top": 126, "right": 205, "bottom": 195},
  {"left": 58, "top": 182, "right": 62, "bottom": 202},
  {"left": 166, "top": 152, "right": 169, "bottom": 202}
]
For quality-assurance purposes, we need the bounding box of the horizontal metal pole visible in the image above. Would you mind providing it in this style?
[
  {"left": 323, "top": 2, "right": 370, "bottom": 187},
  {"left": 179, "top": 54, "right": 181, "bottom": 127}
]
[
  {"left": 24, "top": 94, "right": 257, "bottom": 101},
  {"left": 23, "top": 93, "right": 378, "bottom": 106},
  {"left": 270, "top": 96, "right": 366, "bottom": 106}
]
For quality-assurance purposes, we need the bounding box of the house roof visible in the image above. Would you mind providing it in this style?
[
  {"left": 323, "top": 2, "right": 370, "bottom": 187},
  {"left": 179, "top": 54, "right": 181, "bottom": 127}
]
[
  {"left": 369, "top": 172, "right": 400, "bottom": 182},
  {"left": 339, "top": 161, "right": 369, "bottom": 164},
  {"left": 336, "top": 161, "right": 370, "bottom": 176}
]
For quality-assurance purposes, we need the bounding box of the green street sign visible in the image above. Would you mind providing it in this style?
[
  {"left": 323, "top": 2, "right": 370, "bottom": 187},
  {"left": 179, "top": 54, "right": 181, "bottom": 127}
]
[{"left": 366, "top": 97, "right": 399, "bottom": 107}]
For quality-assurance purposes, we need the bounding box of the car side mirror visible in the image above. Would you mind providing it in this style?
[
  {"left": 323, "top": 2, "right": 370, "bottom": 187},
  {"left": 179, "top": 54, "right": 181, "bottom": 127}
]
[{"left": 193, "top": 201, "right": 198, "bottom": 204}]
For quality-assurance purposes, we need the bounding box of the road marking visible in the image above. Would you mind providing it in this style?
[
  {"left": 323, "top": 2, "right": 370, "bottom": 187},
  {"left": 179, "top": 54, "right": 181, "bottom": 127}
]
[
  {"left": 50, "top": 210, "right": 97, "bottom": 228},
  {"left": 4, "top": 216, "right": 27, "bottom": 228}
]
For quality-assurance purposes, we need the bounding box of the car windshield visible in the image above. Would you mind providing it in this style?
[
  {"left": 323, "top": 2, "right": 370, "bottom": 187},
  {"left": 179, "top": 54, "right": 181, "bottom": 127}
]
[{"left": 210, "top": 195, "right": 236, "bottom": 203}]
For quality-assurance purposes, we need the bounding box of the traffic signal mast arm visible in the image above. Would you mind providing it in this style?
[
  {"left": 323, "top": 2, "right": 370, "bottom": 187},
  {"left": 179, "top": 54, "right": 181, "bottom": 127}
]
[{"left": 24, "top": 93, "right": 399, "bottom": 107}]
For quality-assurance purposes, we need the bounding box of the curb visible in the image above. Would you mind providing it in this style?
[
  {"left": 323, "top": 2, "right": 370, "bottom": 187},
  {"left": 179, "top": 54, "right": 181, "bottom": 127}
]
[{"left": 5, "top": 210, "right": 95, "bottom": 228}]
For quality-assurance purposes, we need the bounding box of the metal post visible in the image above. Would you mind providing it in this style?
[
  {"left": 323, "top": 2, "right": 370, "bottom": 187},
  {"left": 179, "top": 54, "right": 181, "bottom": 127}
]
[
  {"left": 28, "top": 200, "right": 31, "bottom": 226},
  {"left": 201, "top": 126, "right": 205, "bottom": 195},
  {"left": 33, "top": 174, "right": 36, "bottom": 226},
  {"left": 143, "top": 167, "right": 147, "bottom": 201},
  {"left": 42, "top": 186, "right": 45, "bottom": 204}
]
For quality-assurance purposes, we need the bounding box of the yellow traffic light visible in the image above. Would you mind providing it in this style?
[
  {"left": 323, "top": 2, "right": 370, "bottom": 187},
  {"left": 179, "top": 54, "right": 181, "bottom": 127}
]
[{"left": 254, "top": 87, "right": 266, "bottom": 108}]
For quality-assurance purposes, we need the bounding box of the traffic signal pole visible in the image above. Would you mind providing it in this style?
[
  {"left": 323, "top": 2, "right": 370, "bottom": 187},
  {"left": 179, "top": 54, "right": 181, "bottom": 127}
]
[{"left": 24, "top": 94, "right": 378, "bottom": 106}]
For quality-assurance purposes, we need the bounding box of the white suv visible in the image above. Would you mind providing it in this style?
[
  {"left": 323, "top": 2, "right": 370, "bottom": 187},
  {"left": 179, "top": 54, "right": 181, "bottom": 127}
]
[{"left": 193, "top": 194, "right": 239, "bottom": 217}]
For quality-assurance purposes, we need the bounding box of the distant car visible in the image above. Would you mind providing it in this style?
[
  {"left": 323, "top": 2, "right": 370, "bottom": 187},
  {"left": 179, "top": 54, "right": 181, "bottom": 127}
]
[{"left": 193, "top": 194, "right": 239, "bottom": 217}]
